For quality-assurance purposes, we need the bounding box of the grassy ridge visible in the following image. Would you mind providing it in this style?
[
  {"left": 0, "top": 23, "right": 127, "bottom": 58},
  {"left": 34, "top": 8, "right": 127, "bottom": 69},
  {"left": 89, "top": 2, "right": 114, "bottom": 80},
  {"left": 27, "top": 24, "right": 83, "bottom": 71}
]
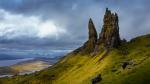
[{"left": 0, "top": 34, "right": 150, "bottom": 84}]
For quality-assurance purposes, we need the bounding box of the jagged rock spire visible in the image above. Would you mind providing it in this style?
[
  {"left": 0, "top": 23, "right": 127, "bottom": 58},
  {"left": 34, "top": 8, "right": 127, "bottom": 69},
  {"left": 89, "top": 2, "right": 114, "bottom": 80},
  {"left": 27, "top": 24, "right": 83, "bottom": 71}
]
[
  {"left": 73, "top": 18, "right": 98, "bottom": 54},
  {"left": 81, "top": 18, "right": 97, "bottom": 54},
  {"left": 72, "top": 8, "right": 121, "bottom": 55},
  {"left": 88, "top": 18, "right": 97, "bottom": 40},
  {"left": 98, "top": 8, "right": 121, "bottom": 48}
]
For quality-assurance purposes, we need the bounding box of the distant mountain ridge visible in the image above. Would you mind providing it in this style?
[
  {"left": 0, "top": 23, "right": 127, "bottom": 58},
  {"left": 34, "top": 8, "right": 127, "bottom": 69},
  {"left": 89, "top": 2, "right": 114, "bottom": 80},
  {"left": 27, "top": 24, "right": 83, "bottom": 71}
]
[
  {"left": 0, "top": 54, "right": 21, "bottom": 60},
  {"left": 0, "top": 57, "right": 59, "bottom": 76}
]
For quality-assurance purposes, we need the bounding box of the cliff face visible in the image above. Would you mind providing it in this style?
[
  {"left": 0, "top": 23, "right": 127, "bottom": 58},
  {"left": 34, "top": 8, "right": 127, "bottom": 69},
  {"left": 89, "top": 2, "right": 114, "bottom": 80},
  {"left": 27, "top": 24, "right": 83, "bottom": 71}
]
[{"left": 74, "top": 8, "right": 121, "bottom": 55}]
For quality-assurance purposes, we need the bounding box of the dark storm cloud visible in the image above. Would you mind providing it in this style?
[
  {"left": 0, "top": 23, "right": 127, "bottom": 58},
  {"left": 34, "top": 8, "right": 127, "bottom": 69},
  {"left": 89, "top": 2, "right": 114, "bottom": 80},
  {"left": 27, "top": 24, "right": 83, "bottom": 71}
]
[
  {"left": 0, "top": 0, "right": 102, "bottom": 51},
  {"left": 0, "top": 0, "right": 149, "bottom": 52},
  {"left": 0, "top": 37, "right": 81, "bottom": 50}
]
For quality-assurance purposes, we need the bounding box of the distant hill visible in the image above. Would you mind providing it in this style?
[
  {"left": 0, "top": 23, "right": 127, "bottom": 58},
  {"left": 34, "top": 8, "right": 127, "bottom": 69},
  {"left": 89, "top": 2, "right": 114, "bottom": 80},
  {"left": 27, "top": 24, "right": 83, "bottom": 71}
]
[
  {"left": 0, "top": 54, "right": 21, "bottom": 60},
  {"left": 0, "top": 57, "right": 59, "bottom": 76},
  {"left": 0, "top": 8, "right": 150, "bottom": 84}
]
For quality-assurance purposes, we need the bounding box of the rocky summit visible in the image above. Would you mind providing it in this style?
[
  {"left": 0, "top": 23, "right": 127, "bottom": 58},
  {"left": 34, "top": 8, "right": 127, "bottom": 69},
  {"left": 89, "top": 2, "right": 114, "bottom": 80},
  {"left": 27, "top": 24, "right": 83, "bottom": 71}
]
[
  {"left": 98, "top": 8, "right": 121, "bottom": 48},
  {"left": 74, "top": 8, "right": 121, "bottom": 55}
]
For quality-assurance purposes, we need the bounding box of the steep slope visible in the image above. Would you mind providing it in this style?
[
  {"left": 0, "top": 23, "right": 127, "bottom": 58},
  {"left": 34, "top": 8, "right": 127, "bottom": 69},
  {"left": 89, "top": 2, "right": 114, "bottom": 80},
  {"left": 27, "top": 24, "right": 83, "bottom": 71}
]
[{"left": 0, "top": 8, "right": 150, "bottom": 84}]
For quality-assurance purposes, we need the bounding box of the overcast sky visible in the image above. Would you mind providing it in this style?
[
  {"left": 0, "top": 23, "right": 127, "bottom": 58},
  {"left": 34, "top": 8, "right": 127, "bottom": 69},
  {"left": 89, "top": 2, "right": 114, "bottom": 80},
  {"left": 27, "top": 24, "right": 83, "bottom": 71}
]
[{"left": 0, "top": 0, "right": 150, "bottom": 57}]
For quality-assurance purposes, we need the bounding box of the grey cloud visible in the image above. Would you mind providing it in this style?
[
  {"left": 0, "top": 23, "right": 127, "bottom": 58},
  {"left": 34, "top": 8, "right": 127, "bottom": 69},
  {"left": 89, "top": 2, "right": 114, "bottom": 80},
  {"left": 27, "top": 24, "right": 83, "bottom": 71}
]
[{"left": 0, "top": 0, "right": 149, "bottom": 56}]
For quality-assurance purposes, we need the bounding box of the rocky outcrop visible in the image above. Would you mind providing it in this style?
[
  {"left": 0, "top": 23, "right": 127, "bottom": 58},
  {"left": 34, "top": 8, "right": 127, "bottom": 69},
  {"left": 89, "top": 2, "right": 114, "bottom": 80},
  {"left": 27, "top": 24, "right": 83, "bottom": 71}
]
[
  {"left": 98, "top": 8, "right": 121, "bottom": 48},
  {"left": 82, "top": 18, "right": 97, "bottom": 53},
  {"left": 92, "top": 74, "right": 102, "bottom": 84},
  {"left": 73, "top": 8, "right": 121, "bottom": 55},
  {"left": 73, "top": 18, "right": 97, "bottom": 54}
]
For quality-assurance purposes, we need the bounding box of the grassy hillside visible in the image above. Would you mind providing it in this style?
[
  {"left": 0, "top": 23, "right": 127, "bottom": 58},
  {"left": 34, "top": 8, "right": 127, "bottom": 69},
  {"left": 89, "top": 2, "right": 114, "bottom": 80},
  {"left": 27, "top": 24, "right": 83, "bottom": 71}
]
[
  {"left": 10, "top": 60, "right": 51, "bottom": 73},
  {"left": 0, "top": 67, "right": 18, "bottom": 75},
  {"left": 0, "top": 34, "right": 150, "bottom": 84},
  {"left": 0, "top": 58, "right": 54, "bottom": 76}
]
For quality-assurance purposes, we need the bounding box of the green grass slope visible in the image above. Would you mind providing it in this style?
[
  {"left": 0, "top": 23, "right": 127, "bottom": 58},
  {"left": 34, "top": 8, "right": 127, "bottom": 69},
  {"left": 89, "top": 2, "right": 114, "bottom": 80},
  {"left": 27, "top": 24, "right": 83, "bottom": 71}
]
[{"left": 0, "top": 34, "right": 150, "bottom": 84}]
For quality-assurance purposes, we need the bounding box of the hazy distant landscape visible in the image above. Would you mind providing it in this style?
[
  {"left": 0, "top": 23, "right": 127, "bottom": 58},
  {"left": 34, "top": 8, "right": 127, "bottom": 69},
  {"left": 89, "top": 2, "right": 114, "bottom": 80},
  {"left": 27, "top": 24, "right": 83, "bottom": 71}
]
[
  {"left": 0, "top": 57, "right": 60, "bottom": 78},
  {"left": 0, "top": 42, "right": 69, "bottom": 78},
  {"left": 0, "top": 49, "right": 69, "bottom": 66},
  {"left": 0, "top": 49, "right": 67, "bottom": 77},
  {"left": 0, "top": 58, "right": 34, "bottom": 66}
]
